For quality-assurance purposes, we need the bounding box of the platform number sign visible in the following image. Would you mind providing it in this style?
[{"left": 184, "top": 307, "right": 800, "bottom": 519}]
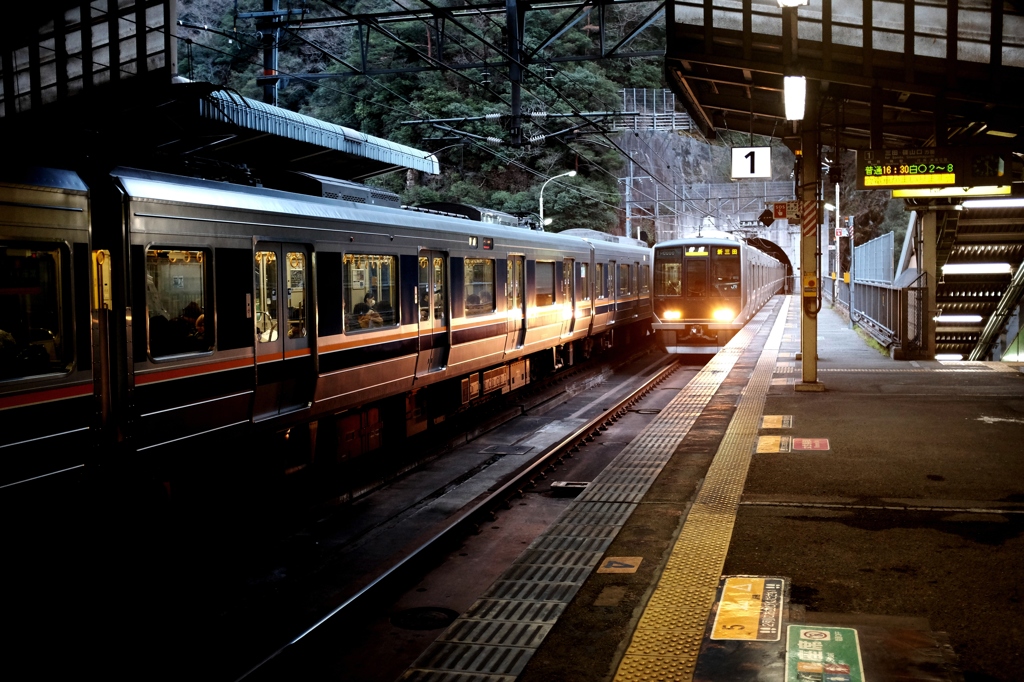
[{"left": 731, "top": 146, "right": 772, "bottom": 179}]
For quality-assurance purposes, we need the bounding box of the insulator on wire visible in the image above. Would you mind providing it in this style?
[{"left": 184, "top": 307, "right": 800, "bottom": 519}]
[
  {"left": 529, "top": 134, "right": 546, "bottom": 145},
  {"left": 486, "top": 136, "right": 503, "bottom": 145},
  {"left": 530, "top": 111, "right": 548, "bottom": 119},
  {"left": 485, "top": 113, "right": 502, "bottom": 120}
]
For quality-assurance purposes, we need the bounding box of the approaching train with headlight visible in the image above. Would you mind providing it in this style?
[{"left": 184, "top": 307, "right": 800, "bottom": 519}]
[{"left": 652, "top": 233, "right": 785, "bottom": 354}]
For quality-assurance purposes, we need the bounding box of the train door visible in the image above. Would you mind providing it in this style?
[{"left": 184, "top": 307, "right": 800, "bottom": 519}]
[
  {"left": 685, "top": 251, "right": 710, "bottom": 319},
  {"left": 506, "top": 255, "right": 526, "bottom": 351},
  {"left": 608, "top": 260, "right": 618, "bottom": 322},
  {"left": 561, "top": 257, "right": 575, "bottom": 338},
  {"left": 253, "top": 242, "right": 312, "bottom": 420},
  {"left": 632, "top": 261, "right": 640, "bottom": 315},
  {"left": 416, "top": 250, "right": 449, "bottom": 375}
]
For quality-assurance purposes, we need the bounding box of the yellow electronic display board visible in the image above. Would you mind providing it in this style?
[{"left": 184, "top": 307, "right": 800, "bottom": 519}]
[{"left": 857, "top": 147, "right": 1009, "bottom": 191}]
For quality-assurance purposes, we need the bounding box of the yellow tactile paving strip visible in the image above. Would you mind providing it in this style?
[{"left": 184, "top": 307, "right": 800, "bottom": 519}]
[{"left": 613, "top": 297, "right": 790, "bottom": 682}]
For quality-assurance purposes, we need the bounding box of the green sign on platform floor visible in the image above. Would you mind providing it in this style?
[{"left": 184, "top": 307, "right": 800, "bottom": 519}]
[{"left": 785, "top": 625, "right": 864, "bottom": 682}]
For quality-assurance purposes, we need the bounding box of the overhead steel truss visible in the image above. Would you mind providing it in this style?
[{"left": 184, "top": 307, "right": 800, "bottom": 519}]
[{"left": 232, "top": 1, "right": 667, "bottom": 146}]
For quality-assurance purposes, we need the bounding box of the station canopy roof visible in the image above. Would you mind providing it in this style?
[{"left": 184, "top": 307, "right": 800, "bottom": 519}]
[
  {"left": 665, "top": 1, "right": 1024, "bottom": 155},
  {"left": 1, "top": 79, "right": 438, "bottom": 181},
  {"left": 156, "top": 82, "right": 439, "bottom": 180}
]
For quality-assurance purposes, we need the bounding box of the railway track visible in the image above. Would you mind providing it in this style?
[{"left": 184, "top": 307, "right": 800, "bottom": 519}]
[{"left": 233, "top": 352, "right": 685, "bottom": 681}]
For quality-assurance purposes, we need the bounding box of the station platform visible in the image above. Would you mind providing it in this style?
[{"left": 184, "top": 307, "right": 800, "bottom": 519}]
[{"left": 404, "top": 295, "right": 1024, "bottom": 682}]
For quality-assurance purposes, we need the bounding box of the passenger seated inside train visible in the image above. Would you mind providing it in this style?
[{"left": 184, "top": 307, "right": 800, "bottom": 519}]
[
  {"left": 352, "top": 293, "right": 383, "bottom": 329},
  {"left": 374, "top": 299, "right": 394, "bottom": 326},
  {"left": 151, "top": 301, "right": 209, "bottom": 355}
]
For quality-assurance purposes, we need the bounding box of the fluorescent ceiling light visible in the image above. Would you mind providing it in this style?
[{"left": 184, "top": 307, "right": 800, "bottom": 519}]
[
  {"left": 933, "top": 315, "right": 983, "bottom": 323},
  {"left": 784, "top": 76, "right": 805, "bottom": 121},
  {"left": 892, "top": 186, "right": 1011, "bottom": 199},
  {"left": 935, "top": 354, "right": 964, "bottom": 361},
  {"left": 985, "top": 129, "right": 1017, "bottom": 138},
  {"left": 962, "top": 198, "right": 1024, "bottom": 209},
  {"left": 823, "top": 202, "right": 835, "bottom": 211},
  {"left": 777, "top": 0, "right": 809, "bottom": 6},
  {"left": 941, "top": 263, "right": 1012, "bottom": 275}
]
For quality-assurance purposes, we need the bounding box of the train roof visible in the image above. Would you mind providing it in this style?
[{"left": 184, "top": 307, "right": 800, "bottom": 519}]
[
  {"left": 559, "top": 229, "right": 648, "bottom": 249},
  {"left": 654, "top": 232, "right": 744, "bottom": 248},
  {"left": 112, "top": 167, "right": 649, "bottom": 254},
  {"left": 0, "top": 167, "right": 88, "bottom": 193}
]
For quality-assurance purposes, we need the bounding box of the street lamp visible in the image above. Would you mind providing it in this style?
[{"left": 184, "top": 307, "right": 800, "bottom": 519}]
[{"left": 539, "top": 170, "right": 576, "bottom": 229}]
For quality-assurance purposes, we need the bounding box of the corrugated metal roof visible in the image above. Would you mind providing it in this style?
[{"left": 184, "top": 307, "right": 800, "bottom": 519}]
[{"left": 199, "top": 89, "right": 439, "bottom": 176}]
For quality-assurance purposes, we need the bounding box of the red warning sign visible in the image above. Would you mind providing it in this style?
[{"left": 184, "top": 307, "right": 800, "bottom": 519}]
[
  {"left": 792, "top": 438, "right": 830, "bottom": 451},
  {"left": 773, "top": 202, "right": 788, "bottom": 219}
]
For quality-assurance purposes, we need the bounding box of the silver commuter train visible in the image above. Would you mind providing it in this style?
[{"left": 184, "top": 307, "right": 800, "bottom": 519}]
[
  {"left": 652, "top": 232, "right": 785, "bottom": 354},
  {"left": 0, "top": 166, "right": 652, "bottom": 492}
]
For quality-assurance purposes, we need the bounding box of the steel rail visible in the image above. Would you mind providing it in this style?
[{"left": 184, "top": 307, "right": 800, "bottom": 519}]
[{"left": 235, "top": 356, "right": 681, "bottom": 681}]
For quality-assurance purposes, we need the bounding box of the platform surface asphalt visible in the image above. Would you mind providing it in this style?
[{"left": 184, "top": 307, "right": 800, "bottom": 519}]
[{"left": 519, "top": 296, "right": 1024, "bottom": 682}]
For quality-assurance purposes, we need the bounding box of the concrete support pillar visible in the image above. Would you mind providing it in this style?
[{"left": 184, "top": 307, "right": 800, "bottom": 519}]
[
  {"left": 921, "top": 211, "right": 937, "bottom": 358},
  {"left": 797, "top": 81, "right": 824, "bottom": 391}
]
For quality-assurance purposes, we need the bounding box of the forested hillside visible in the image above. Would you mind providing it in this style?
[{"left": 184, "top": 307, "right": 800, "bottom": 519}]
[{"left": 176, "top": 0, "right": 905, "bottom": 248}]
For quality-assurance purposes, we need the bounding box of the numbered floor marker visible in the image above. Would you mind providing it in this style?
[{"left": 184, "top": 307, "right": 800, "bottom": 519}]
[{"left": 711, "top": 576, "right": 785, "bottom": 641}]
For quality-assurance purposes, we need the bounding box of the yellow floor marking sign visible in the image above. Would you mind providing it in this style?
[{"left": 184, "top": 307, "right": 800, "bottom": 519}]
[
  {"left": 711, "top": 577, "right": 785, "bottom": 641},
  {"left": 761, "top": 415, "right": 793, "bottom": 429},
  {"left": 598, "top": 557, "right": 643, "bottom": 574},
  {"left": 756, "top": 435, "right": 792, "bottom": 453}
]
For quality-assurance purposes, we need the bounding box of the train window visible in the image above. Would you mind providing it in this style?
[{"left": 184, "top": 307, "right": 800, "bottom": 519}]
[
  {"left": 285, "top": 252, "right": 307, "bottom": 339},
  {"left": 345, "top": 254, "right": 398, "bottom": 331},
  {"left": 535, "top": 261, "right": 555, "bottom": 307},
  {"left": 685, "top": 258, "right": 707, "bottom": 297},
  {"left": 606, "top": 261, "right": 615, "bottom": 298},
  {"left": 712, "top": 248, "right": 741, "bottom": 297},
  {"left": 148, "top": 247, "right": 212, "bottom": 357},
  {"left": 595, "top": 263, "right": 605, "bottom": 298},
  {"left": 0, "top": 242, "right": 72, "bottom": 380},
  {"left": 562, "top": 258, "right": 574, "bottom": 305},
  {"left": 507, "top": 257, "right": 523, "bottom": 311},
  {"left": 254, "top": 250, "right": 278, "bottom": 343},
  {"left": 640, "top": 264, "right": 650, "bottom": 294},
  {"left": 465, "top": 258, "right": 495, "bottom": 316},
  {"left": 618, "top": 264, "right": 629, "bottom": 296},
  {"left": 654, "top": 248, "right": 682, "bottom": 296},
  {"left": 579, "top": 263, "right": 591, "bottom": 301}
]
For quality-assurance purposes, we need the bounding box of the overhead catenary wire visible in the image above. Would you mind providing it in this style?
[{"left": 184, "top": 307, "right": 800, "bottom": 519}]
[
  {"left": 376, "top": 0, "right": 708, "bottom": 218},
  {"left": 309, "top": 0, "right": 699, "bottom": 219},
  {"left": 94, "top": 5, "right": 647, "bottom": 219}
]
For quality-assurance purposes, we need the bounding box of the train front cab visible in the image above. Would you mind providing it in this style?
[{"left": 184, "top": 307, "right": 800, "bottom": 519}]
[
  {"left": 653, "top": 240, "right": 745, "bottom": 354},
  {"left": 0, "top": 169, "right": 95, "bottom": 493}
]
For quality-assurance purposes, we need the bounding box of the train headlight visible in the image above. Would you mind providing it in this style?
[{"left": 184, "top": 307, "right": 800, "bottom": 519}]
[
  {"left": 712, "top": 308, "right": 735, "bottom": 321},
  {"left": 663, "top": 310, "right": 682, "bottom": 320}
]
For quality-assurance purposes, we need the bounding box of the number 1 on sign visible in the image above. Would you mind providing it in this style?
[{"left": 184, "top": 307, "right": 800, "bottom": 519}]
[{"left": 731, "top": 146, "right": 771, "bottom": 179}]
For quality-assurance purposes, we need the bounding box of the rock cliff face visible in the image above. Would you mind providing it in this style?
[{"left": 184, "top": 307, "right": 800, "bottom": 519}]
[{"left": 615, "top": 128, "right": 797, "bottom": 239}]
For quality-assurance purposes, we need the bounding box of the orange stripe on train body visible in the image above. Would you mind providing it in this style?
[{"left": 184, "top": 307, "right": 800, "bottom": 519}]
[
  {"left": 135, "top": 357, "right": 253, "bottom": 385},
  {"left": 0, "top": 382, "right": 93, "bottom": 411}
]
